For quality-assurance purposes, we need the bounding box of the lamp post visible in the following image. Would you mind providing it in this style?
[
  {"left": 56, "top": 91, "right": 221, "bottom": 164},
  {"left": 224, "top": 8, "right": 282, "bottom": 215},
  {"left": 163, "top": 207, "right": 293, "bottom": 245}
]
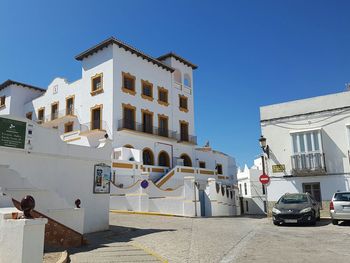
[{"left": 259, "top": 135, "right": 269, "bottom": 215}]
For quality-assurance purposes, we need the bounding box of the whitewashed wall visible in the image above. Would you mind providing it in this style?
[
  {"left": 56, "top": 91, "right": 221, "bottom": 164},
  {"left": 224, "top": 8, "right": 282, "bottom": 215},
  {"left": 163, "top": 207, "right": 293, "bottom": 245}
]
[{"left": 0, "top": 116, "right": 111, "bottom": 233}]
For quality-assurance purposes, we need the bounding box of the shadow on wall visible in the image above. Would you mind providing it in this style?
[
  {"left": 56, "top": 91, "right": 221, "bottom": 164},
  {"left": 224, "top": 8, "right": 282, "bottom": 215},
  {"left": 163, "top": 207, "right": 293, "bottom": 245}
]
[
  {"left": 322, "top": 131, "right": 346, "bottom": 174},
  {"left": 268, "top": 149, "right": 289, "bottom": 177}
]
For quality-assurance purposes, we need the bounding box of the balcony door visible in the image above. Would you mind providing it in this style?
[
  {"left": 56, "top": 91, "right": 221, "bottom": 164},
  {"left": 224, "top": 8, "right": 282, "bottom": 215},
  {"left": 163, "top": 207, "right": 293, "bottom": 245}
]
[
  {"left": 180, "top": 122, "right": 189, "bottom": 142},
  {"left": 142, "top": 111, "right": 153, "bottom": 134},
  {"left": 51, "top": 103, "right": 58, "bottom": 120},
  {"left": 91, "top": 106, "right": 102, "bottom": 130},
  {"left": 123, "top": 106, "right": 135, "bottom": 130},
  {"left": 66, "top": 97, "right": 74, "bottom": 115}
]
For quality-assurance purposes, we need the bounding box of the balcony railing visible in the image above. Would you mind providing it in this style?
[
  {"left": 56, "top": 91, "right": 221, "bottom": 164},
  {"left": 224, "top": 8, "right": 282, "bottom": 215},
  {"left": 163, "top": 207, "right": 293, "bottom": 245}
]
[
  {"left": 37, "top": 108, "right": 76, "bottom": 124},
  {"left": 80, "top": 120, "right": 109, "bottom": 133},
  {"left": 117, "top": 119, "right": 197, "bottom": 144},
  {"left": 118, "top": 119, "right": 177, "bottom": 139},
  {"left": 291, "top": 152, "right": 326, "bottom": 176}
]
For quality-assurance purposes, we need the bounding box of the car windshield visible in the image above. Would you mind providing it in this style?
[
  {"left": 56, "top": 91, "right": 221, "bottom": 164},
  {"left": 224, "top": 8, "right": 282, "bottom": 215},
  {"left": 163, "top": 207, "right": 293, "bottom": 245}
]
[
  {"left": 334, "top": 193, "right": 350, "bottom": 201},
  {"left": 279, "top": 194, "right": 308, "bottom": 204}
]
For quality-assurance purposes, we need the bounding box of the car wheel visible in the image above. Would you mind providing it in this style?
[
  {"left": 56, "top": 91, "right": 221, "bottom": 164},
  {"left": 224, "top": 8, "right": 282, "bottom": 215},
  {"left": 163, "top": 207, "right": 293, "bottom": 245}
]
[
  {"left": 273, "top": 220, "right": 279, "bottom": 226},
  {"left": 332, "top": 219, "right": 338, "bottom": 225},
  {"left": 317, "top": 210, "right": 321, "bottom": 221}
]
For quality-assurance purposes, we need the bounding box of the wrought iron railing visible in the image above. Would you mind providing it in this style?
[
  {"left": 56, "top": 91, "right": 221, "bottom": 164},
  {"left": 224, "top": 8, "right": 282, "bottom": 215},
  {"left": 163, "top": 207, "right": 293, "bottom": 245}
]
[
  {"left": 38, "top": 108, "right": 77, "bottom": 123},
  {"left": 80, "top": 120, "right": 110, "bottom": 133},
  {"left": 117, "top": 119, "right": 197, "bottom": 144},
  {"left": 291, "top": 152, "right": 326, "bottom": 175}
]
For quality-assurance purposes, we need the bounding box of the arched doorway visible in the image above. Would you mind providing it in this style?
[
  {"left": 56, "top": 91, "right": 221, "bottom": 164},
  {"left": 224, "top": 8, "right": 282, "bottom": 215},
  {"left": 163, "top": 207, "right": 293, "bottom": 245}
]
[
  {"left": 180, "top": 154, "right": 192, "bottom": 167},
  {"left": 143, "top": 148, "right": 154, "bottom": 165},
  {"left": 158, "top": 151, "right": 170, "bottom": 167}
]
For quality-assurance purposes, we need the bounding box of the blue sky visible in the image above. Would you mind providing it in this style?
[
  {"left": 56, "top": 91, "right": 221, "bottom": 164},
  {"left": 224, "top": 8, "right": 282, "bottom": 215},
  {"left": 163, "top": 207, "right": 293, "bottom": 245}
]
[{"left": 1, "top": 0, "right": 350, "bottom": 167}]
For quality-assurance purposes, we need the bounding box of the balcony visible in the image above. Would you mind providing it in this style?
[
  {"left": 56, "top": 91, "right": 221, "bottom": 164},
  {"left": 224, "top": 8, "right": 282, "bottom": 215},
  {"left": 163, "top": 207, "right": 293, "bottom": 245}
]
[
  {"left": 117, "top": 119, "right": 196, "bottom": 144},
  {"left": 118, "top": 119, "right": 177, "bottom": 139},
  {"left": 39, "top": 108, "right": 77, "bottom": 127},
  {"left": 291, "top": 152, "right": 326, "bottom": 176},
  {"left": 80, "top": 120, "right": 109, "bottom": 134}
]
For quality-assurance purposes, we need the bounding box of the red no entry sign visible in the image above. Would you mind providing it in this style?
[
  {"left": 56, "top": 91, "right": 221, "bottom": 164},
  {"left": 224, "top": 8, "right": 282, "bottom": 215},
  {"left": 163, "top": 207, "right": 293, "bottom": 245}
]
[{"left": 259, "top": 174, "right": 270, "bottom": 185}]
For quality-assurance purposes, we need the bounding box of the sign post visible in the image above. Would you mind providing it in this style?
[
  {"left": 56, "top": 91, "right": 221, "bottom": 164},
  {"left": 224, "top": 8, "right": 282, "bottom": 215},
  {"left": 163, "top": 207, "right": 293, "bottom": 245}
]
[{"left": 259, "top": 174, "right": 270, "bottom": 185}]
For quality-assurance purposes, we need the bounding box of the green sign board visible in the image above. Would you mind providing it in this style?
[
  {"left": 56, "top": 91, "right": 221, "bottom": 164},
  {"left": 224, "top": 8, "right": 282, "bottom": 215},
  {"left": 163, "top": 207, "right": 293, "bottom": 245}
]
[{"left": 0, "top": 117, "right": 27, "bottom": 149}]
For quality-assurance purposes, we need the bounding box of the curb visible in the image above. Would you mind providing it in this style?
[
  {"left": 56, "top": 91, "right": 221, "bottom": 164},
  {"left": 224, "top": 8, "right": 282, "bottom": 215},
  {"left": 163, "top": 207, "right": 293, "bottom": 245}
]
[{"left": 110, "top": 210, "right": 180, "bottom": 217}]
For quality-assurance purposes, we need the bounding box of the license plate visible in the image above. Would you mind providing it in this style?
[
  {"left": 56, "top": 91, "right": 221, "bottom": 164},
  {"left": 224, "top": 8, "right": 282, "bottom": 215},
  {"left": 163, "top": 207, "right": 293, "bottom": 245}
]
[{"left": 284, "top": 219, "right": 298, "bottom": 223}]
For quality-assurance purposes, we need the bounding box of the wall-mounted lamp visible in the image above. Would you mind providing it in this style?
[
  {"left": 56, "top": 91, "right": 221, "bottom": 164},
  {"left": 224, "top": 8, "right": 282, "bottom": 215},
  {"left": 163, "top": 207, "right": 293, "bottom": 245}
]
[{"left": 259, "top": 135, "right": 270, "bottom": 158}]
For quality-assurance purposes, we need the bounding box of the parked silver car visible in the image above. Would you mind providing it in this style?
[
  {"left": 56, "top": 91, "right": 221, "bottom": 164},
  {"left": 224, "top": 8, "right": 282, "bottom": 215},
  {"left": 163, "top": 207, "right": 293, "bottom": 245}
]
[{"left": 330, "top": 191, "right": 350, "bottom": 225}]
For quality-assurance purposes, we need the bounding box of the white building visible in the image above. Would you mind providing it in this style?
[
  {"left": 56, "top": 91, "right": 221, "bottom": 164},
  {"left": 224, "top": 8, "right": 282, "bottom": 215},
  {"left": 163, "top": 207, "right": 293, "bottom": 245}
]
[
  {"left": 260, "top": 89, "right": 350, "bottom": 214},
  {"left": 237, "top": 158, "right": 266, "bottom": 215},
  {"left": 0, "top": 37, "right": 238, "bottom": 218}
]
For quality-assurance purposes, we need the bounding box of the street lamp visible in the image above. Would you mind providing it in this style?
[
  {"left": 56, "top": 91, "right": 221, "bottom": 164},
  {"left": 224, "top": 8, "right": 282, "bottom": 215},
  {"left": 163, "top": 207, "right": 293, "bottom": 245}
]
[{"left": 259, "top": 135, "right": 270, "bottom": 158}]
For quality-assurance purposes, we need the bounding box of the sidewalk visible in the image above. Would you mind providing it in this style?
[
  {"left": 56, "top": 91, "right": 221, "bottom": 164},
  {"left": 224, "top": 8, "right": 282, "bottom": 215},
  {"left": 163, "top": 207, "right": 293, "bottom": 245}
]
[{"left": 68, "top": 225, "right": 167, "bottom": 263}]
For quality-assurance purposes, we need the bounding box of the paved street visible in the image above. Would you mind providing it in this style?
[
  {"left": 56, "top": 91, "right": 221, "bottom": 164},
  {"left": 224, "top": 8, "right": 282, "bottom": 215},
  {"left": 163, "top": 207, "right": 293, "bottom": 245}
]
[{"left": 68, "top": 213, "right": 350, "bottom": 263}]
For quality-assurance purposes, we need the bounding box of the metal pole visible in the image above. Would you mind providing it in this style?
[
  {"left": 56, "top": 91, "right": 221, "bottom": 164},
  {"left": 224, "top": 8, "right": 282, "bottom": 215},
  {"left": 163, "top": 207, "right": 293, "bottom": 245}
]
[{"left": 194, "top": 182, "right": 198, "bottom": 217}]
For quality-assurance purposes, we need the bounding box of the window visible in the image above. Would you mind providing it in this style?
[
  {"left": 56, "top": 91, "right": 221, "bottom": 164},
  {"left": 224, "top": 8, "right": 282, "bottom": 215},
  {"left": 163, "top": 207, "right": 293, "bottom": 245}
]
[
  {"left": 179, "top": 95, "right": 188, "bottom": 112},
  {"left": 91, "top": 105, "right": 102, "bottom": 130},
  {"left": 143, "top": 148, "right": 154, "bottom": 165},
  {"left": 158, "top": 151, "right": 170, "bottom": 167},
  {"left": 91, "top": 73, "right": 103, "bottom": 95},
  {"left": 122, "top": 104, "right": 136, "bottom": 130},
  {"left": 199, "top": 161, "right": 206, "bottom": 168},
  {"left": 244, "top": 183, "right": 247, "bottom": 195},
  {"left": 174, "top": 69, "right": 182, "bottom": 83},
  {"left": 26, "top": 112, "right": 33, "bottom": 120},
  {"left": 158, "top": 114, "right": 168, "bottom": 137},
  {"left": 0, "top": 96, "right": 5, "bottom": 107},
  {"left": 38, "top": 108, "right": 45, "bottom": 123},
  {"left": 291, "top": 130, "right": 321, "bottom": 154},
  {"left": 66, "top": 96, "right": 74, "bottom": 115},
  {"left": 51, "top": 102, "right": 59, "bottom": 120},
  {"left": 180, "top": 154, "right": 192, "bottom": 167},
  {"left": 158, "top": 87, "right": 169, "bottom": 106},
  {"left": 262, "top": 184, "right": 266, "bottom": 195},
  {"left": 302, "top": 182, "right": 321, "bottom": 203},
  {"left": 239, "top": 184, "right": 242, "bottom": 195},
  {"left": 64, "top": 122, "right": 74, "bottom": 133},
  {"left": 184, "top": 73, "right": 191, "bottom": 87},
  {"left": 122, "top": 72, "right": 136, "bottom": 95},
  {"left": 291, "top": 130, "right": 324, "bottom": 172},
  {"left": 141, "top": 80, "right": 153, "bottom": 101},
  {"left": 245, "top": 200, "right": 249, "bottom": 212},
  {"left": 141, "top": 109, "right": 153, "bottom": 134},
  {"left": 217, "top": 164, "right": 223, "bottom": 175}
]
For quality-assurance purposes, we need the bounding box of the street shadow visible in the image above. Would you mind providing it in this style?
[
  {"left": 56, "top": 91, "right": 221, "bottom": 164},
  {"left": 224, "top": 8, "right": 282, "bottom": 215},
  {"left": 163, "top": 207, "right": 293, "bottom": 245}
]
[
  {"left": 274, "top": 218, "right": 331, "bottom": 228},
  {"left": 337, "top": 220, "right": 350, "bottom": 227},
  {"left": 67, "top": 225, "right": 175, "bottom": 256}
]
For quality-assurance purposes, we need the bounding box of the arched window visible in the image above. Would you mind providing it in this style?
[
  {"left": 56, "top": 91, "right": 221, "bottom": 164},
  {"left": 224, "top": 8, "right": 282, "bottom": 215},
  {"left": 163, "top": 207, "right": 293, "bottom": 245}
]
[
  {"left": 184, "top": 73, "right": 191, "bottom": 87},
  {"left": 174, "top": 69, "right": 182, "bottom": 83},
  {"left": 143, "top": 148, "right": 154, "bottom": 165},
  {"left": 180, "top": 154, "right": 192, "bottom": 167},
  {"left": 158, "top": 151, "right": 170, "bottom": 167},
  {"left": 123, "top": 144, "right": 134, "bottom": 148}
]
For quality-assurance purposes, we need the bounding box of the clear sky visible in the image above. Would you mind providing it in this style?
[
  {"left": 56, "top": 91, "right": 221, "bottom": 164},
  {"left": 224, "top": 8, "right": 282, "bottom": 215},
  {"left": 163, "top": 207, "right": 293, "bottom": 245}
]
[{"left": 1, "top": 0, "right": 350, "bottom": 167}]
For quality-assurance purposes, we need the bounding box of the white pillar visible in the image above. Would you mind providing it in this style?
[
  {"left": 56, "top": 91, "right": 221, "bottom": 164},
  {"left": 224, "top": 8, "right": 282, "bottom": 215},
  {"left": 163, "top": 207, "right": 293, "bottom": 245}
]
[{"left": 0, "top": 208, "right": 47, "bottom": 263}]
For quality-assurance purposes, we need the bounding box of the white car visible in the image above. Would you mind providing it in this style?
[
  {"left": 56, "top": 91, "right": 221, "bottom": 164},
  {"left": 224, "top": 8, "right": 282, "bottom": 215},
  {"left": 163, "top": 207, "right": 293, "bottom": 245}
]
[{"left": 330, "top": 191, "right": 350, "bottom": 225}]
